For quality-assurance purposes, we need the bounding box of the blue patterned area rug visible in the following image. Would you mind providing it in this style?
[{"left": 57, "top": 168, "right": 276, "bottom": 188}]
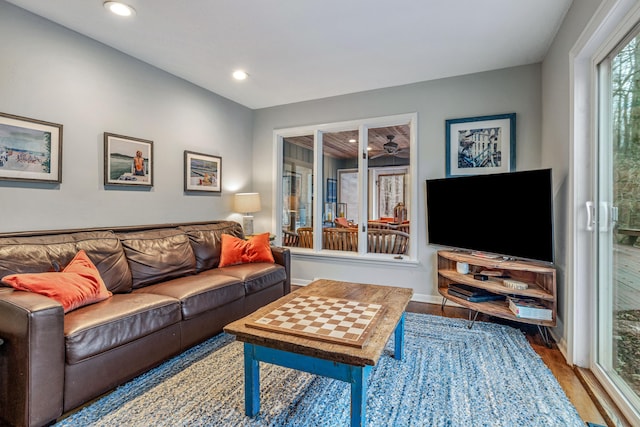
[{"left": 55, "top": 313, "right": 583, "bottom": 427}]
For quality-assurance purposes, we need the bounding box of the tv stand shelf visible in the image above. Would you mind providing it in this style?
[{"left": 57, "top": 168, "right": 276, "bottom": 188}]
[{"left": 437, "top": 250, "right": 557, "bottom": 331}]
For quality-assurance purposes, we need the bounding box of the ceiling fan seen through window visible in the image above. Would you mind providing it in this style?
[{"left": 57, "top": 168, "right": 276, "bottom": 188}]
[{"left": 369, "top": 135, "right": 409, "bottom": 159}]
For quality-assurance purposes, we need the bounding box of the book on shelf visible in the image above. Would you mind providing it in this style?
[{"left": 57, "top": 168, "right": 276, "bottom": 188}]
[
  {"left": 447, "top": 284, "right": 505, "bottom": 302},
  {"left": 447, "top": 283, "right": 487, "bottom": 297},
  {"left": 507, "top": 297, "right": 552, "bottom": 321},
  {"left": 448, "top": 289, "right": 505, "bottom": 302}
]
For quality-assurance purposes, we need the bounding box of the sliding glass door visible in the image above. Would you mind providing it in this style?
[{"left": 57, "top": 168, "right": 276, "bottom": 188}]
[{"left": 596, "top": 25, "right": 640, "bottom": 418}]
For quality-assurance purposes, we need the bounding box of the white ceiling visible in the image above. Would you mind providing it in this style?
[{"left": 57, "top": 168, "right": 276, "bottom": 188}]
[{"left": 6, "top": 0, "right": 573, "bottom": 109}]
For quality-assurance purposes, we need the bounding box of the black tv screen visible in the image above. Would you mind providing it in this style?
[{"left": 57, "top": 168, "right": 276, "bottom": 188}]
[{"left": 426, "top": 168, "right": 554, "bottom": 263}]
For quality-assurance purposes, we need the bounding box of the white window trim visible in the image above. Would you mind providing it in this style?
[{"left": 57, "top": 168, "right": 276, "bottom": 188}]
[{"left": 272, "top": 113, "right": 418, "bottom": 261}]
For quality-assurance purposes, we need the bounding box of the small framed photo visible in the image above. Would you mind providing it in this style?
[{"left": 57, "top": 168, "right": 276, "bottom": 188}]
[
  {"left": 184, "top": 150, "right": 221, "bottom": 193},
  {"left": 104, "top": 133, "right": 153, "bottom": 187},
  {"left": 0, "top": 112, "right": 62, "bottom": 183},
  {"left": 445, "top": 113, "right": 516, "bottom": 177}
]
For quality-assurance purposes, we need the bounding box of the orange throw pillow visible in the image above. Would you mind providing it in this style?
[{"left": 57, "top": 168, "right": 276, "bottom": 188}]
[
  {"left": 1, "top": 250, "right": 112, "bottom": 313},
  {"left": 219, "top": 233, "right": 275, "bottom": 267}
]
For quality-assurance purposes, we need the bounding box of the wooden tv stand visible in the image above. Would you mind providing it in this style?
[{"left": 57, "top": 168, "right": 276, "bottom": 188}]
[{"left": 437, "top": 250, "right": 556, "bottom": 345}]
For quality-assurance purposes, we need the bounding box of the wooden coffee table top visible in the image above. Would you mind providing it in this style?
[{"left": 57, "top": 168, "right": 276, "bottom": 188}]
[{"left": 224, "top": 279, "right": 413, "bottom": 366}]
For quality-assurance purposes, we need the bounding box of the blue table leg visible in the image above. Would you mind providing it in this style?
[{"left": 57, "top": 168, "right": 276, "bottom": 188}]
[
  {"left": 241, "top": 312, "right": 405, "bottom": 424},
  {"left": 244, "top": 343, "right": 260, "bottom": 416},
  {"left": 394, "top": 312, "right": 405, "bottom": 360},
  {"left": 350, "top": 365, "right": 371, "bottom": 427}
]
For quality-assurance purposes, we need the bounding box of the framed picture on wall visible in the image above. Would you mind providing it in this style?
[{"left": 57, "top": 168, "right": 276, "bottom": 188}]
[
  {"left": 104, "top": 132, "right": 153, "bottom": 187},
  {"left": 184, "top": 151, "right": 221, "bottom": 193},
  {"left": 445, "top": 113, "right": 516, "bottom": 177},
  {"left": 337, "top": 168, "right": 358, "bottom": 224},
  {"left": 0, "top": 112, "right": 62, "bottom": 183}
]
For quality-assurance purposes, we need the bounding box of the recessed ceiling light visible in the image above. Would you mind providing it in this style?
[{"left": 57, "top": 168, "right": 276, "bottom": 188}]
[
  {"left": 349, "top": 139, "right": 357, "bottom": 143},
  {"left": 232, "top": 70, "right": 248, "bottom": 80},
  {"left": 104, "top": 1, "right": 136, "bottom": 17}
]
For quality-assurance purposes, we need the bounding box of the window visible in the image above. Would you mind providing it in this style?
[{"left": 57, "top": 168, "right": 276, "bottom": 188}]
[{"left": 275, "top": 113, "right": 417, "bottom": 260}]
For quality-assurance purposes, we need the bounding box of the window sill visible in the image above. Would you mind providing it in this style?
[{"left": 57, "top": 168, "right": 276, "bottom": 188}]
[{"left": 289, "top": 248, "right": 419, "bottom": 267}]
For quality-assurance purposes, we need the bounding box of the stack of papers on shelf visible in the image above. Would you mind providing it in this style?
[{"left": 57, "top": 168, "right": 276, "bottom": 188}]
[
  {"left": 507, "top": 297, "right": 552, "bottom": 321},
  {"left": 447, "top": 284, "right": 505, "bottom": 302}
]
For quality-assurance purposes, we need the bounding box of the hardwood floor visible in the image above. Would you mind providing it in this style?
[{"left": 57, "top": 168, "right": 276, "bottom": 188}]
[{"left": 406, "top": 300, "right": 609, "bottom": 426}]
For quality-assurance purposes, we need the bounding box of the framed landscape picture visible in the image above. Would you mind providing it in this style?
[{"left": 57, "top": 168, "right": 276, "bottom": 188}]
[
  {"left": 184, "top": 150, "right": 221, "bottom": 193},
  {"left": 445, "top": 113, "right": 516, "bottom": 177},
  {"left": 0, "top": 112, "right": 62, "bottom": 183},
  {"left": 104, "top": 133, "right": 153, "bottom": 187}
]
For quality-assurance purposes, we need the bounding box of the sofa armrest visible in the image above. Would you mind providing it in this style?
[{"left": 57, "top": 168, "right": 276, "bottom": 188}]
[
  {"left": 0, "top": 288, "right": 65, "bottom": 427},
  {"left": 270, "top": 246, "right": 291, "bottom": 294}
]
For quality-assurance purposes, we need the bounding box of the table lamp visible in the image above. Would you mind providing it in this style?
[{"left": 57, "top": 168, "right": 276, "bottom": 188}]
[{"left": 234, "top": 192, "right": 261, "bottom": 235}]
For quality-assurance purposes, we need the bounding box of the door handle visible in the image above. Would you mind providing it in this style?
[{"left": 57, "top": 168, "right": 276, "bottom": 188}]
[{"left": 586, "top": 201, "right": 595, "bottom": 232}]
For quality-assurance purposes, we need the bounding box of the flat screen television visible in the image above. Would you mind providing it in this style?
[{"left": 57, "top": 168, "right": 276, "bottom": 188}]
[{"left": 426, "top": 168, "right": 554, "bottom": 263}]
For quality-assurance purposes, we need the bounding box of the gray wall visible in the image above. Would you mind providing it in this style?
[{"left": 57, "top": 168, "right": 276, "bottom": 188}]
[
  {"left": 0, "top": 1, "right": 254, "bottom": 232},
  {"left": 253, "top": 64, "right": 543, "bottom": 302}
]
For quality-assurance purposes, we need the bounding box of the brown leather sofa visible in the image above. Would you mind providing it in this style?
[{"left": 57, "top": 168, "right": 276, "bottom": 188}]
[{"left": 0, "top": 221, "right": 291, "bottom": 427}]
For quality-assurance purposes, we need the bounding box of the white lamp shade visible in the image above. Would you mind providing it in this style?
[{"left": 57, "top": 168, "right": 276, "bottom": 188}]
[{"left": 234, "top": 192, "right": 261, "bottom": 214}]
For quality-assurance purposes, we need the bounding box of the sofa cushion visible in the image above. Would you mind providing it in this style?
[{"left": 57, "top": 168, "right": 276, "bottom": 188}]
[
  {"left": 117, "top": 228, "right": 196, "bottom": 289},
  {"left": 134, "top": 269, "right": 244, "bottom": 320},
  {"left": 218, "top": 263, "right": 287, "bottom": 295},
  {"left": 219, "top": 233, "right": 274, "bottom": 267},
  {"left": 64, "top": 293, "right": 181, "bottom": 364},
  {"left": 1, "top": 250, "right": 112, "bottom": 313},
  {"left": 179, "top": 221, "right": 243, "bottom": 272},
  {"left": 0, "top": 231, "right": 132, "bottom": 294}
]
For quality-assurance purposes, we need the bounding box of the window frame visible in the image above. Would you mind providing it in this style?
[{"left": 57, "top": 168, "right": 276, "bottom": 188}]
[{"left": 272, "top": 113, "right": 418, "bottom": 262}]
